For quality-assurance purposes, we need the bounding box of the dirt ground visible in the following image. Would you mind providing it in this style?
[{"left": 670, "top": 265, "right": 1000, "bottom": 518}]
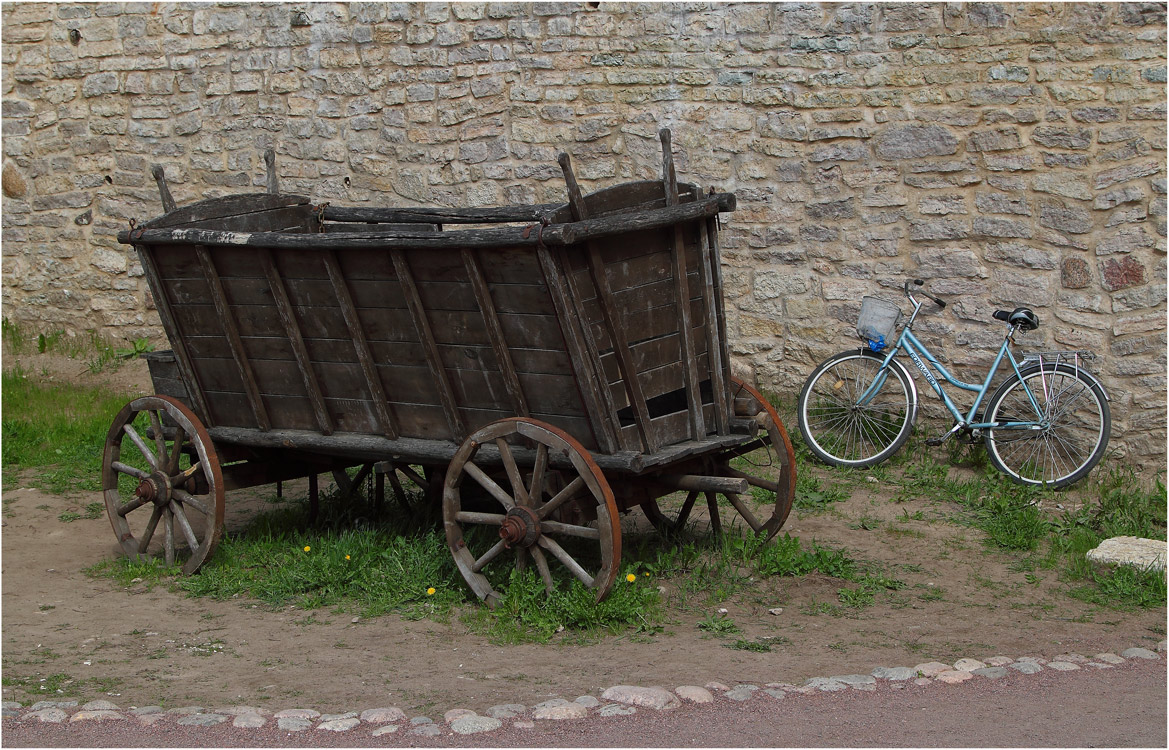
[{"left": 1, "top": 353, "right": 1164, "bottom": 714}]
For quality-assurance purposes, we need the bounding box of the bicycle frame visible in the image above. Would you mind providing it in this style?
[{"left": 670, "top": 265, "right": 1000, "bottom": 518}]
[{"left": 859, "top": 298, "right": 1045, "bottom": 432}]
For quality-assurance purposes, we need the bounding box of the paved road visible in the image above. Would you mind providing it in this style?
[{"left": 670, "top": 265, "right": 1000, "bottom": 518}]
[{"left": 5, "top": 657, "right": 1165, "bottom": 747}]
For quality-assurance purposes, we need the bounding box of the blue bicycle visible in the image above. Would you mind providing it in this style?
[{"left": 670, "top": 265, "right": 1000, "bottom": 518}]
[{"left": 796, "top": 279, "right": 1111, "bottom": 489}]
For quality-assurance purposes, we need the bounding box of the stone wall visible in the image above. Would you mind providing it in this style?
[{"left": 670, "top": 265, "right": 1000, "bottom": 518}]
[{"left": 2, "top": 2, "right": 1166, "bottom": 463}]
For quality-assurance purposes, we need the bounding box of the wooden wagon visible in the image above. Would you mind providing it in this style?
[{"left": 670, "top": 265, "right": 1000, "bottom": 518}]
[{"left": 106, "top": 131, "right": 797, "bottom": 604}]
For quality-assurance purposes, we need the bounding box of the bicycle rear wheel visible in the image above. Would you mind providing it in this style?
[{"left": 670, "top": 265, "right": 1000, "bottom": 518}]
[
  {"left": 983, "top": 363, "right": 1110, "bottom": 488},
  {"left": 797, "top": 350, "right": 915, "bottom": 468}
]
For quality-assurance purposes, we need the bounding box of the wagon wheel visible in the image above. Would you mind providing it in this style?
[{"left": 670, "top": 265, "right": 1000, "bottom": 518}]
[
  {"left": 101, "top": 395, "right": 225, "bottom": 575},
  {"left": 443, "top": 418, "right": 621, "bottom": 607},
  {"left": 642, "top": 378, "right": 797, "bottom": 543},
  {"left": 378, "top": 462, "right": 442, "bottom": 515}
]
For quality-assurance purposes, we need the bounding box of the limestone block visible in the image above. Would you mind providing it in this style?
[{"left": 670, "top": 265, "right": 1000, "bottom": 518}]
[{"left": 1086, "top": 537, "right": 1166, "bottom": 572}]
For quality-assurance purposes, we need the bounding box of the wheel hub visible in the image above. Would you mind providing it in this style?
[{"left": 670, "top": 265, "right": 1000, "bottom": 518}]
[
  {"left": 499, "top": 505, "right": 541, "bottom": 548},
  {"left": 135, "top": 472, "right": 172, "bottom": 505}
]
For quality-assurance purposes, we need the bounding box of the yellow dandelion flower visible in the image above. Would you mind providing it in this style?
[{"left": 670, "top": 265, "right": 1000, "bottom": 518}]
[
  {"left": 426, "top": 587, "right": 436, "bottom": 596},
  {"left": 625, "top": 573, "right": 637, "bottom": 583},
  {"left": 303, "top": 545, "right": 311, "bottom": 552},
  {"left": 644, "top": 572, "right": 650, "bottom": 577},
  {"left": 345, "top": 554, "right": 351, "bottom": 560}
]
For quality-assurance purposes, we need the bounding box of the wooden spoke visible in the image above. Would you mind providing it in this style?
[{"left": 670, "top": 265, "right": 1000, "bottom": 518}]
[
  {"left": 386, "top": 469, "right": 407, "bottom": 504},
  {"left": 723, "top": 492, "right": 763, "bottom": 532},
  {"left": 111, "top": 461, "right": 149, "bottom": 480},
  {"left": 163, "top": 506, "right": 175, "bottom": 566},
  {"left": 173, "top": 461, "right": 203, "bottom": 488},
  {"left": 463, "top": 461, "right": 516, "bottom": 509},
  {"left": 530, "top": 545, "right": 555, "bottom": 594},
  {"left": 472, "top": 539, "right": 508, "bottom": 573},
  {"left": 374, "top": 462, "right": 441, "bottom": 515},
  {"left": 538, "top": 535, "right": 595, "bottom": 588},
  {"left": 455, "top": 511, "right": 506, "bottom": 525},
  {"left": 528, "top": 442, "right": 548, "bottom": 504},
  {"left": 398, "top": 465, "right": 428, "bottom": 487},
  {"left": 444, "top": 417, "right": 620, "bottom": 607},
  {"left": 540, "top": 519, "right": 601, "bottom": 540},
  {"left": 116, "top": 494, "right": 152, "bottom": 518},
  {"left": 495, "top": 438, "right": 529, "bottom": 506},
  {"left": 137, "top": 504, "right": 163, "bottom": 554},
  {"left": 171, "top": 501, "right": 201, "bottom": 550},
  {"left": 705, "top": 492, "right": 722, "bottom": 536},
  {"left": 675, "top": 490, "right": 700, "bottom": 530},
  {"left": 172, "top": 489, "right": 210, "bottom": 516},
  {"left": 148, "top": 410, "right": 167, "bottom": 462},
  {"left": 102, "top": 395, "right": 225, "bottom": 575},
  {"left": 642, "top": 490, "right": 701, "bottom": 537},
  {"left": 123, "top": 423, "right": 159, "bottom": 470},
  {"left": 535, "top": 475, "right": 585, "bottom": 520}
]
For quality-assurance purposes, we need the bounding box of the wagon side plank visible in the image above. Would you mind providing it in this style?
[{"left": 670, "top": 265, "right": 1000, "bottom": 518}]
[
  {"left": 136, "top": 248, "right": 214, "bottom": 424},
  {"left": 559, "top": 152, "right": 658, "bottom": 453},
  {"left": 259, "top": 248, "right": 335, "bottom": 435},
  {"left": 144, "top": 194, "right": 311, "bottom": 230},
  {"left": 661, "top": 130, "right": 705, "bottom": 440},
  {"left": 536, "top": 246, "right": 616, "bottom": 454},
  {"left": 697, "top": 220, "right": 730, "bottom": 435},
  {"left": 322, "top": 203, "right": 563, "bottom": 225},
  {"left": 195, "top": 245, "right": 271, "bottom": 431},
  {"left": 707, "top": 217, "right": 733, "bottom": 414},
  {"left": 462, "top": 249, "right": 530, "bottom": 418},
  {"left": 391, "top": 249, "right": 465, "bottom": 441},
  {"left": 323, "top": 249, "right": 400, "bottom": 440}
]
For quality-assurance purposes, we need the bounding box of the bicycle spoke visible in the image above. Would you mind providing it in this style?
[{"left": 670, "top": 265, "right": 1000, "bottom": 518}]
[{"left": 800, "top": 352, "right": 912, "bottom": 468}]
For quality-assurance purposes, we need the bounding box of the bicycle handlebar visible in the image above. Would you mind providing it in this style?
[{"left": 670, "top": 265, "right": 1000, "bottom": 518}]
[{"left": 904, "top": 278, "right": 947, "bottom": 310}]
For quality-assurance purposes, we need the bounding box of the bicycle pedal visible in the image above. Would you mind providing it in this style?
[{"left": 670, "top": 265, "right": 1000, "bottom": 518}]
[{"left": 924, "top": 436, "right": 947, "bottom": 446}]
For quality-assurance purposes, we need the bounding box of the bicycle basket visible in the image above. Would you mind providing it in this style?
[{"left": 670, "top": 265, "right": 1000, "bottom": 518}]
[{"left": 856, "top": 296, "right": 902, "bottom": 350}]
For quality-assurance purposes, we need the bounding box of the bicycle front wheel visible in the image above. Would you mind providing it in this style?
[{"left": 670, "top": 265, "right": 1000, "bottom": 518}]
[
  {"left": 797, "top": 350, "right": 915, "bottom": 468},
  {"left": 983, "top": 364, "right": 1110, "bottom": 488}
]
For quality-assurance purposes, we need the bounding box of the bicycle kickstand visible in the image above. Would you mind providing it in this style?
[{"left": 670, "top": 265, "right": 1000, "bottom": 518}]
[{"left": 925, "top": 422, "right": 966, "bottom": 447}]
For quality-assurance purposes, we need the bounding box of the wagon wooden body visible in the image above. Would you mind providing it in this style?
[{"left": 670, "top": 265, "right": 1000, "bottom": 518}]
[{"left": 106, "top": 132, "right": 797, "bottom": 602}]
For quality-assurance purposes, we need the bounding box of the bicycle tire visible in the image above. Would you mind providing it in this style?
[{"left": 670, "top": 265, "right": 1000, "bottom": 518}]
[
  {"left": 797, "top": 350, "right": 916, "bottom": 468},
  {"left": 983, "top": 363, "right": 1111, "bottom": 489}
]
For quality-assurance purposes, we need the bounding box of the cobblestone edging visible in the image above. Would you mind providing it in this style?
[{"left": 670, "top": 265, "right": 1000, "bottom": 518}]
[{"left": 4, "top": 642, "right": 1164, "bottom": 736}]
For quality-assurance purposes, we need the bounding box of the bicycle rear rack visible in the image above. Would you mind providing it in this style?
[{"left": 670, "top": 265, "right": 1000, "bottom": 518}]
[{"left": 1019, "top": 350, "right": 1109, "bottom": 401}]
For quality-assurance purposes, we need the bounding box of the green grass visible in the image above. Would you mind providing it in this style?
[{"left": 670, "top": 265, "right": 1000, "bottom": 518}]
[
  {"left": 1, "top": 369, "right": 141, "bottom": 493},
  {"left": 697, "top": 612, "right": 740, "bottom": 636},
  {"left": 1047, "top": 469, "right": 1167, "bottom": 609},
  {"left": 464, "top": 567, "right": 662, "bottom": 643},
  {"left": 9, "top": 369, "right": 1162, "bottom": 656},
  {"left": 2, "top": 318, "right": 151, "bottom": 374},
  {"left": 789, "top": 395, "right": 1166, "bottom": 612}
]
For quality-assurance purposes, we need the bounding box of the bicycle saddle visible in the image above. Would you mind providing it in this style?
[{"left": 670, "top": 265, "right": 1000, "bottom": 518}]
[{"left": 993, "top": 307, "right": 1039, "bottom": 331}]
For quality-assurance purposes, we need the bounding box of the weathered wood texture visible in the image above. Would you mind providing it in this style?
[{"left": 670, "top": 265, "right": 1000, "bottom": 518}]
[{"left": 125, "top": 183, "right": 736, "bottom": 458}]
